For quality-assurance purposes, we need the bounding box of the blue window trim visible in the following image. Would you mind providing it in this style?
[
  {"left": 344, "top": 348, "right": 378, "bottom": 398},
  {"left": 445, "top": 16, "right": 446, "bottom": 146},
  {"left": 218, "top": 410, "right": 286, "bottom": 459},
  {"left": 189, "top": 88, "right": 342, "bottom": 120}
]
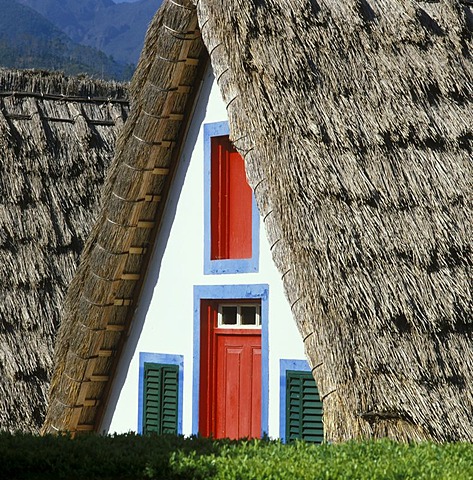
[
  {"left": 203, "top": 121, "right": 260, "bottom": 275},
  {"left": 279, "top": 359, "right": 311, "bottom": 443},
  {"left": 192, "top": 284, "right": 269, "bottom": 437},
  {"left": 138, "top": 352, "right": 184, "bottom": 435}
]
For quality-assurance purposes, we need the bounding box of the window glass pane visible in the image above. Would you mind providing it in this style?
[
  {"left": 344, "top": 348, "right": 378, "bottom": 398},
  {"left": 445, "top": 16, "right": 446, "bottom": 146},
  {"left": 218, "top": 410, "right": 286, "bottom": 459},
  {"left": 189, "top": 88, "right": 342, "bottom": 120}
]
[
  {"left": 221, "top": 306, "right": 237, "bottom": 325},
  {"left": 240, "top": 306, "right": 257, "bottom": 325}
]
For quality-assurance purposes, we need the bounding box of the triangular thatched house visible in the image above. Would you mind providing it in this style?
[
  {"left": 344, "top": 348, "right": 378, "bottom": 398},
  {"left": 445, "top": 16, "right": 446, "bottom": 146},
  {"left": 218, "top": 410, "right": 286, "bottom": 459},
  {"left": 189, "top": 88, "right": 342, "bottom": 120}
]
[
  {"left": 44, "top": 0, "right": 471, "bottom": 443},
  {"left": 0, "top": 69, "right": 128, "bottom": 433}
]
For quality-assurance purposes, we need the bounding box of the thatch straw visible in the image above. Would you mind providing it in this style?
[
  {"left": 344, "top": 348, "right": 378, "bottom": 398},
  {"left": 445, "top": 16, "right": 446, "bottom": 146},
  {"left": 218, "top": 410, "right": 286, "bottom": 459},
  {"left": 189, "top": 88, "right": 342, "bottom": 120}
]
[
  {"left": 42, "top": 0, "right": 206, "bottom": 435},
  {"left": 0, "top": 68, "right": 128, "bottom": 433},
  {"left": 44, "top": 0, "right": 472, "bottom": 442},
  {"left": 197, "top": 0, "right": 472, "bottom": 441}
]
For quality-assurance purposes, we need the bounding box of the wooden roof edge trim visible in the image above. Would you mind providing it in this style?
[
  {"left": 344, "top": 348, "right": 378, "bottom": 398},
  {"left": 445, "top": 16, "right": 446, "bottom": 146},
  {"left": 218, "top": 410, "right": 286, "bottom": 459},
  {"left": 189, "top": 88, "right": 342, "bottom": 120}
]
[{"left": 91, "top": 53, "right": 210, "bottom": 437}]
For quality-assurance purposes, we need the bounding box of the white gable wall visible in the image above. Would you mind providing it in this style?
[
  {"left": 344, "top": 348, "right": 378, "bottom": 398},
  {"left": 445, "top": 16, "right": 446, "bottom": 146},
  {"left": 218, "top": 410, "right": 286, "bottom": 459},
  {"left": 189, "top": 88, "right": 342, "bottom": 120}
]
[{"left": 102, "top": 66, "right": 306, "bottom": 439}]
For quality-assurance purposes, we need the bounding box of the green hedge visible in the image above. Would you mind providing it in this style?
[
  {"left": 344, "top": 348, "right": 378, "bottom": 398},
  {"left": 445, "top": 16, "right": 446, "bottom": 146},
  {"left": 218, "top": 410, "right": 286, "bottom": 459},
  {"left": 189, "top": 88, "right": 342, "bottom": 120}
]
[{"left": 1, "top": 432, "right": 473, "bottom": 479}]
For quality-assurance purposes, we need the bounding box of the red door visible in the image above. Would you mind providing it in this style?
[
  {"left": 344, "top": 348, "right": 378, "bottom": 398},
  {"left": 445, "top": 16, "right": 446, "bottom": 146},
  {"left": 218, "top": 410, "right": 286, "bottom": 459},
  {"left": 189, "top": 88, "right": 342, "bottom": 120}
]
[{"left": 199, "top": 301, "right": 262, "bottom": 439}]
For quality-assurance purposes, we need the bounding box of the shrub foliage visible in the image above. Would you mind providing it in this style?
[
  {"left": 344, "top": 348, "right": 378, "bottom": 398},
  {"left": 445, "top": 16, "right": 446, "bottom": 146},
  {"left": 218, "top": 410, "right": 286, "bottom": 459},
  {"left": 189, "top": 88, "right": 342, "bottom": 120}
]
[{"left": 1, "top": 432, "right": 473, "bottom": 479}]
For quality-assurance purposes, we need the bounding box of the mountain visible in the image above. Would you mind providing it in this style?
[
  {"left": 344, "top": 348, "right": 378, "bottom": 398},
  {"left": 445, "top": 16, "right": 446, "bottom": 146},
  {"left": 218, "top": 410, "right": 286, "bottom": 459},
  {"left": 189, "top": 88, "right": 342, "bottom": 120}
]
[
  {"left": 0, "top": 0, "right": 133, "bottom": 80},
  {"left": 16, "top": 0, "right": 160, "bottom": 65}
]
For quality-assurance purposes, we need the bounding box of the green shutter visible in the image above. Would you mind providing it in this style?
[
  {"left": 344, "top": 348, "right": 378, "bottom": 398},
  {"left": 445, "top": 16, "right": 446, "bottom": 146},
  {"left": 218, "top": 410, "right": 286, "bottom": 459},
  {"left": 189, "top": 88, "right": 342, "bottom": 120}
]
[
  {"left": 143, "top": 363, "right": 179, "bottom": 435},
  {"left": 286, "top": 370, "right": 323, "bottom": 443}
]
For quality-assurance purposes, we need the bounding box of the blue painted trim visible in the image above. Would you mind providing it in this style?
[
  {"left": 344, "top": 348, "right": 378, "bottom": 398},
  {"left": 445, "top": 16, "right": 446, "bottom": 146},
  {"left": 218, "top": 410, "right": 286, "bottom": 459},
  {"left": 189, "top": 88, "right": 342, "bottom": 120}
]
[
  {"left": 203, "top": 121, "right": 260, "bottom": 275},
  {"left": 279, "top": 359, "right": 311, "bottom": 443},
  {"left": 192, "top": 284, "right": 269, "bottom": 437},
  {"left": 138, "top": 352, "right": 184, "bottom": 435}
]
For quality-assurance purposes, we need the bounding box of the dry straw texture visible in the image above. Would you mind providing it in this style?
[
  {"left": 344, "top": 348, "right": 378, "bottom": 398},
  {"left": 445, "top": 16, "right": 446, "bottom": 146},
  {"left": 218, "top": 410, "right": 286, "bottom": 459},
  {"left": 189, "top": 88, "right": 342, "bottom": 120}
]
[
  {"left": 197, "top": 0, "right": 472, "bottom": 441},
  {"left": 44, "top": 0, "right": 472, "bottom": 442},
  {"left": 0, "top": 68, "right": 128, "bottom": 433},
  {"left": 43, "top": 1, "right": 205, "bottom": 434}
]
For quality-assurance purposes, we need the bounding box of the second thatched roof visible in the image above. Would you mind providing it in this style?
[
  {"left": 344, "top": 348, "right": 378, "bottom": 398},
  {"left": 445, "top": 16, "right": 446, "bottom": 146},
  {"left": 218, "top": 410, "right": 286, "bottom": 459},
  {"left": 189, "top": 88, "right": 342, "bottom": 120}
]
[{"left": 0, "top": 68, "right": 128, "bottom": 433}]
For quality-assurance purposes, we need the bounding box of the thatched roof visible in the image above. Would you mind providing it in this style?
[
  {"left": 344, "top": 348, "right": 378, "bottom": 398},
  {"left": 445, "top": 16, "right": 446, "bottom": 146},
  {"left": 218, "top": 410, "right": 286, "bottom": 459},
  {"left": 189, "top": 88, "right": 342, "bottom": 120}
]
[
  {"left": 198, "top": 0, "right": 472, "bottom": 442},
  {"left": 42, "top": 2, "right": 206, "bottom": 435},
  {"left": 44, "top": 0, "right": 472, "bottom": 442},
  {"left": 0, "top": 68, "right": 128, "bottom": 433}
]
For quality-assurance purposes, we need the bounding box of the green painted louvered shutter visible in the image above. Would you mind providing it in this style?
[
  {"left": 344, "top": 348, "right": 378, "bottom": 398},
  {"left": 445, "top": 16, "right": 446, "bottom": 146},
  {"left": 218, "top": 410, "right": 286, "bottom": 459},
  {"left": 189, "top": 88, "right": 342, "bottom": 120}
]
[
  {"left": 286, "top": 370, "right": 323, "bottom": 443},
  {"left": 143, "top": 363, "right": 179, "bottom": 435}
]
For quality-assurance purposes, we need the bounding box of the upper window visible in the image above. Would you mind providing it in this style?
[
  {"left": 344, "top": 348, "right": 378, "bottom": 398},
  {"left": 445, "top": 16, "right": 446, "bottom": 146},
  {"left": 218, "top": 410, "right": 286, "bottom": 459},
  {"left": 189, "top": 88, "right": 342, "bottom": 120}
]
[
  {"left": 211, "top": 135, "right": 253, "bottom": 260},
  {"left": 204, "top": 122, "right": 259, "bottom": 275}
]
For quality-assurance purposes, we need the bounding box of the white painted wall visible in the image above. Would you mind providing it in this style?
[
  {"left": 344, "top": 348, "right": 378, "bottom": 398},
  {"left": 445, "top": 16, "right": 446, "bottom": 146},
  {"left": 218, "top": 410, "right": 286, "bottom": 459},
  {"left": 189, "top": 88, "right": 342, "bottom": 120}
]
[{"left": 102, "top": 67, "right": 306, "bottom": 439}]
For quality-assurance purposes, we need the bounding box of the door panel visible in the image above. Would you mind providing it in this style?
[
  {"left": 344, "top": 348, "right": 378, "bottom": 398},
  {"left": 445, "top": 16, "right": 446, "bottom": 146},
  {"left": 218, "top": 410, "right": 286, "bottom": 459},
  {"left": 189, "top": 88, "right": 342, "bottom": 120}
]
[
  {"left": 214, "top": 332, "right": 261, "bottom": 439},
  {"left": 250, "top": 346, "right": 262, "bottom": 437},
  {"left": 215, "top": 344, "right": 242, "bottom": 439}
]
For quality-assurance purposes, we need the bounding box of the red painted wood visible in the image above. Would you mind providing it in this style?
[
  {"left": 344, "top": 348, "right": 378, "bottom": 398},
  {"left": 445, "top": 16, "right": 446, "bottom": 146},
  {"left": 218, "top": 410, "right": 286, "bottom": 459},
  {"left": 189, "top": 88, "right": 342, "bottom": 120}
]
[
  {"left": 210, "top": 136, "right": 252, "bottom": 260},
  {"left": 199, "top": 301, "right": 215, "bottom": 437},
  {"left": 199, "top": 302, "right": 261, "bottom": 439},
  {"left": 214, "top": 331, "right": 261, "bottom": 439}
]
